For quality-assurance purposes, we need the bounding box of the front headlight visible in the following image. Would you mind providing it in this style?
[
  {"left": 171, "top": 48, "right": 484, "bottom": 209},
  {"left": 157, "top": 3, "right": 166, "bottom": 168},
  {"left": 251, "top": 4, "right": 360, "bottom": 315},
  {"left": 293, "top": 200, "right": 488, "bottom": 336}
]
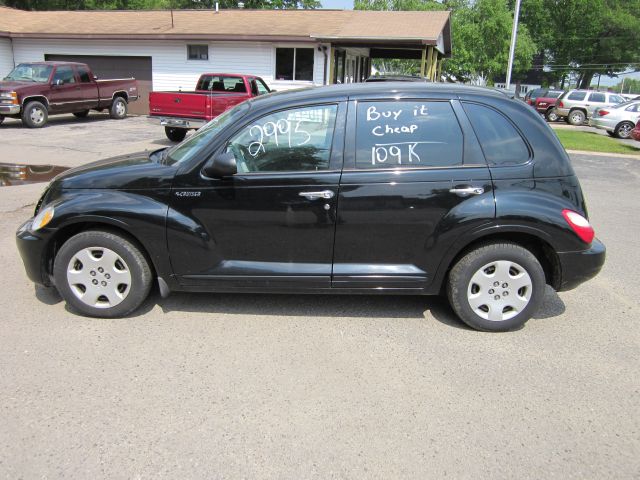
[
  {"left": 0, "top": 91, "right": 18, "bottom": 104},
  {"left": 32, "top": 205, "right": 54, "bottom": 231}
]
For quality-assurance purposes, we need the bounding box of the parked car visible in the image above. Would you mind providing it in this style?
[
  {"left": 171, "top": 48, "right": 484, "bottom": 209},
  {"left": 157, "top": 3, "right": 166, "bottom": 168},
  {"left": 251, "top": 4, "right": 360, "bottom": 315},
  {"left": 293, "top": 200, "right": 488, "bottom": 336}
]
[
  {"left": 631, "top": 119, "right": 640, "bottom": 142},
  {"left": 16, "top": 82, "right": 605, "bottom": 332},
  {"left": 555, "top": 89, "right": 626, "bottom": 125},
  {"left": 589, "top": 101, "right": 640, "bottom": 139},
  {"left": 148, "top": 73, "right": 271, "bottom": 142},
  {"left": 532, "top": 90, "right": 564, "bottom": 121},
  {"left": 0, "top": 62, "right": 138, "bottom": 128}
]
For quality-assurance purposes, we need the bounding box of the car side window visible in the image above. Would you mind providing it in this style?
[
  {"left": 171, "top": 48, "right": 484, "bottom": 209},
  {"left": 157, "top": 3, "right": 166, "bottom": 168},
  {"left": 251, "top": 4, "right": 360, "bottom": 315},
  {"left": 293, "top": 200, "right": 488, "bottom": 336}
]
[
  {"left": 567, "top": 91, "right": 586, "bottom": 101},
  {"left": 355, "top": 101, "right": 463, "bottom": 169},
  {"left": 463, "top": 103, "right": 530, "bottom": 166},
  {"left": 52, "top": 66, "right": 76, "bottom": 85},
  {"left": 76, "top": 67, "right": 92, "bottom": 83},
  {"left": 625, "top": 104, "right": 639, "bottom": 112},
  {"left": 588, "top": 92, "right": 606, "bottom": 103},
  {"left": 227, "top": 104, "right": 338, "bottom": 173},
  {"left": 609, "top": 95, "right": 625, "bottom": 104},
  {"left": 223, "top": 77, "right": 246, "bottom": 93}
]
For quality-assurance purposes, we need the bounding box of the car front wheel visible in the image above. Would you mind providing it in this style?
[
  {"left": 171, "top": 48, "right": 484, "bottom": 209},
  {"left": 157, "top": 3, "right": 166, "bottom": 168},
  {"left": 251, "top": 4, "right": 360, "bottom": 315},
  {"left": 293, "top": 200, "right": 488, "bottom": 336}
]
[
  {"left": 53, "top": 230, "right": 152, "bottom": 318},
  {"left": 22, "top": 101, "right": 48, "bottom": 128},
  {"left": 447, "top": 242, "right": 546, "bottom": 332},
  {"left": 614, "top": 121, "right": 634, "bottom": 139}
]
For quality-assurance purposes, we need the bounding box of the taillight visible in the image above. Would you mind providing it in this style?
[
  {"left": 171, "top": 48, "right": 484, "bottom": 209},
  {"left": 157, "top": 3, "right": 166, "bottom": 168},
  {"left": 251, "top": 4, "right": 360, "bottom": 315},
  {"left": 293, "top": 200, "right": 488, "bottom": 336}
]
[
  {"left": 598, "top": 110, "right": 609, "bottom": 116},
  {"left": 558, "top": 101, "right": 564, "bottom": 108},
  {"left": 562, "top": 209, "right": 595, "bottom": 244}
]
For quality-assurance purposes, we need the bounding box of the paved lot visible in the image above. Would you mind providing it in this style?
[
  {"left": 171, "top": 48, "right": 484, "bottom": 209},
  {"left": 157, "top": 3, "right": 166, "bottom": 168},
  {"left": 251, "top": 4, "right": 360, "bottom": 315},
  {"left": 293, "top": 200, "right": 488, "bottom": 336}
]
[{"left": 1, "top": 114, "right": 639, "bottom": 479}]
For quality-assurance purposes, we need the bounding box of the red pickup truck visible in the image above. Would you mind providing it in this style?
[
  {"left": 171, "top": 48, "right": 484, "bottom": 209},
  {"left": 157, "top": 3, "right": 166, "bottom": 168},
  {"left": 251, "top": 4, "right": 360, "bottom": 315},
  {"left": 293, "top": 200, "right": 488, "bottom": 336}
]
[
  {"left": 148, "top": 73, "right": 271, "bottom": 141},
  {"left": 0, "top": 61, "right": 138, "bottom": 128}
]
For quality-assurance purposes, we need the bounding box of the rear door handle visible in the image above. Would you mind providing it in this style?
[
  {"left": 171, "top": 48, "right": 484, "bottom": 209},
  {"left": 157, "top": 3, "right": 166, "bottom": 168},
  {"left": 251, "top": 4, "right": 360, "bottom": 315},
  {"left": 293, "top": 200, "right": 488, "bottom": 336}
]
[
  {"left": 299, "top": 190, "right": 335, "bottom": 200},
  {"left": 449, "top": 186, "right": 484, "bottom": 197}
]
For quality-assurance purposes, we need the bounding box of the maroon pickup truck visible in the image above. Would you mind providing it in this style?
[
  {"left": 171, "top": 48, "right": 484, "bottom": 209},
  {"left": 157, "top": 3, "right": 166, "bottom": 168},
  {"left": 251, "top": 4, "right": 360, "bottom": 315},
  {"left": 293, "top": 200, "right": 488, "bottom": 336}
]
[
  {"left": 148, "top": 73, "right": 271, "bottom": 141},
  {"left": 0, "top": 61, "right": 138, "bottom": 128}
]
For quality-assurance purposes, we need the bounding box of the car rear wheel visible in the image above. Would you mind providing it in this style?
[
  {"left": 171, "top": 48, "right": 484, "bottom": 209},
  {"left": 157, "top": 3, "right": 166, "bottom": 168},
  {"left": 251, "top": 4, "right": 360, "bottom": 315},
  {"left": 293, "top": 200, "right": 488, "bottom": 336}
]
[
  {"left": 165, "top": 127, "right": 188, "bottom": 142},
  {"left": 545, "top": 107, "right": 559, "bottom": 122},
  {"left": 109, "top": 97, "right": 128, "bottom": 119},
  {"left": 22, "top": 101, "right": 48, "bottom": 128},
  {"left": 53, "top": 230, "right": 152, "bottom": 318},
  {"left": 447, "top": 242, "right": 546, "bottom": 332},
  {"left": 614, "top": 121, "right": 634, "bottom": 139},
  {"left": 567, "top": 109, "right": 586, "bottom": 126},
  {"left": 0, "top": 115, "right": 4, "bottom": 125},
  {"left": 73, "top": 110, "right": 90, "bottom": 118}
]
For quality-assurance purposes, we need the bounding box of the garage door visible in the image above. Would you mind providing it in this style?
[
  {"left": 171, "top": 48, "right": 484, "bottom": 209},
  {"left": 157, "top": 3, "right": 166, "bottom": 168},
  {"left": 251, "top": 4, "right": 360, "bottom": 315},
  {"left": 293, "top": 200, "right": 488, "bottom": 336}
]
[{"left": 44, "top": 54, "right": 152, "bottom": 115}]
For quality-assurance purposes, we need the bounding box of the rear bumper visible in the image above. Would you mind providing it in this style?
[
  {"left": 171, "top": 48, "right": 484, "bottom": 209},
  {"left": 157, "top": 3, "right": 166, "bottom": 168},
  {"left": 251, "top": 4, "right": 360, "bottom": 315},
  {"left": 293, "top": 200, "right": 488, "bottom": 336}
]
[
  {"left": 147, "top": 115, "right": 206, "bottom": 129},
  {"left": 0, "top": 104, "right": 20, "bottom": 115},
  {"left": 589, "top": 117, "right": 616, "bottom": 131},
  {"left": 15, "top": 219, "right": 52, "bottom": 286},
  {"left": 556, "top": 238, "right": 606, "bottom": 291}
]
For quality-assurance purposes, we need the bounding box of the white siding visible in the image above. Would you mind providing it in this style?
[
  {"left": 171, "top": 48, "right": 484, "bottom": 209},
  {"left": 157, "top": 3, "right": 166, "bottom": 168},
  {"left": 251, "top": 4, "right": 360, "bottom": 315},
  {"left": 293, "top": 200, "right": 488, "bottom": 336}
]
[
  {"left": 0, "top": 37, "right": 15, "bottom": 78},
  {"left": 11, "top": 38, "right": 328, "bottom": 92}
]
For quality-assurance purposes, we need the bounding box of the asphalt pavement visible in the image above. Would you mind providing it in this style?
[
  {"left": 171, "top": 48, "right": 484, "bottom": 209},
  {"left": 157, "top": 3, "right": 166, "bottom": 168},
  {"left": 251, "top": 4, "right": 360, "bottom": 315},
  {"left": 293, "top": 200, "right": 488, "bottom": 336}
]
[{"left": 0, "top": 114, "right": 638, "bottom": 479}]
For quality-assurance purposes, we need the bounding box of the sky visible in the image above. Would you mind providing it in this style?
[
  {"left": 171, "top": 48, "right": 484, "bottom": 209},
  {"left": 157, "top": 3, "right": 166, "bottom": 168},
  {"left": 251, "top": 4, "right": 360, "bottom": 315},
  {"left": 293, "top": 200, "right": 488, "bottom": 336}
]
[{"left": 320, "top": 0, "right": 353, "bottom": 9}]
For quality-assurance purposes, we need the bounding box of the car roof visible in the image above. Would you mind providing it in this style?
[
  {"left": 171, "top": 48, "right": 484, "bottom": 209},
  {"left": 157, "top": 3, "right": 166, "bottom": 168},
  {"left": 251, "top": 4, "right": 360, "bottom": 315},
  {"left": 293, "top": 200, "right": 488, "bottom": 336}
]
[
  {"left": 17, "top": 61, "right": 85, "bottom": 67},
  {"left": 248, "top": 82, "right": 508, "bottom": 109}
]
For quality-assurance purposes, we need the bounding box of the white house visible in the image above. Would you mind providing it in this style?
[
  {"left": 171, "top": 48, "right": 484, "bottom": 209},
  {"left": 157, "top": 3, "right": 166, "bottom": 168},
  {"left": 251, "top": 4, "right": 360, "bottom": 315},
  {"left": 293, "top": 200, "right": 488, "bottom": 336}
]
[{"left": 0, "top": 7, "right": 452, "bottom": 114}]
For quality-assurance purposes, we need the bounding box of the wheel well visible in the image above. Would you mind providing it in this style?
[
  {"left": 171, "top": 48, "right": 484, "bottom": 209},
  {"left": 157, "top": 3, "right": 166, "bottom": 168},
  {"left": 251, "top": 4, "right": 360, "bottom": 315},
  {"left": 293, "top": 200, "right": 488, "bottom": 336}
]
[
  {"left": 46, "top": 222, "right": 156, "bottom": 279},
  {"left": 22, "top": 96, "right": 49, "bottom": 109},
  {"left": 113, "top": 91, "right": 128, "bottom": 103},
  {"left": 443, "top": 232, "right": 561, "bottom": 291},
  {"left": 569, "top": 107, "right": 587, "bottom": 115}
]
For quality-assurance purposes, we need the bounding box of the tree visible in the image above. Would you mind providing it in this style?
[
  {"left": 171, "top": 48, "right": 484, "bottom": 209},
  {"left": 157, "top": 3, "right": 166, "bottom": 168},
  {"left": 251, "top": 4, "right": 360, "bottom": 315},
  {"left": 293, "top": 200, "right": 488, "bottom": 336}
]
[{"left": 443, "top": 0, "right": 536, "bottom": 84}]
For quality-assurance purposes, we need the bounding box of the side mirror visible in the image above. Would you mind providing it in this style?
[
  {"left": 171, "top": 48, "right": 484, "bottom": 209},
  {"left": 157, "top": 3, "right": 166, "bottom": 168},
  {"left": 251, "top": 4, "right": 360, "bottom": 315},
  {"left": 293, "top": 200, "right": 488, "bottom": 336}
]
[
  {"left": 203, "top": 151, "right": 237, "bottom": 178},
  {"left": 54, "top": 79, "right": 63, "bottom": 86},
  {"left": 93, "top": 75, "right": 98, "bottom": 81}
]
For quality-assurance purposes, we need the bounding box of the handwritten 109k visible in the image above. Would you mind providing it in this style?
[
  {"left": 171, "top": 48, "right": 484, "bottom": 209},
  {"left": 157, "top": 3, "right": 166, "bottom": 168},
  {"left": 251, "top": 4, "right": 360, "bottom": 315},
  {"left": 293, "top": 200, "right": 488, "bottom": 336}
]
[{"left": 366, "top": 104, "right": 432, "bottom": 166}]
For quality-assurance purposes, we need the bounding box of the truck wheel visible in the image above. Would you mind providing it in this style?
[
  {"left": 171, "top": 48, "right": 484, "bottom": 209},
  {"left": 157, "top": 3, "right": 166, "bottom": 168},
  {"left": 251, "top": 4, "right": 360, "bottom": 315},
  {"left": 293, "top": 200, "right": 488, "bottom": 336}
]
[
  {"left": 447, "top": 242, "right": 545, "bottom": 332},
  {"left": 22, "top": 101, "right": 48, "bottom": 128},
  {"left": 567, "top": 109, "right": 586, "bottom": 126},
  {"left": 73, "top": 110, "right": 90, "bottom": 118},
  {"left": 545, "top": 107, "right": 559, "bottom": 122},
  {"left": 110, "top": 97, "right": 128, "bottom": 119},
  {"left": 165, "top": 127, "right": 187, "bottom": 142},
  {"left": 0, "top": 115, "right": 4, "bottom": 125},
  {"left": 53, "top": 230, "right": 153, "bottom": 318}
]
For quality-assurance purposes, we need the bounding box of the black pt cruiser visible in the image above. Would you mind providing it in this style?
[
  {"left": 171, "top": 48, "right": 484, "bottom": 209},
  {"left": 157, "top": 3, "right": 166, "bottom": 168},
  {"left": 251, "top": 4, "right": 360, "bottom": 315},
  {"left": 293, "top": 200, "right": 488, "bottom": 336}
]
[{"left": 16, "top": 83, "right": 605, "bottom": 331}]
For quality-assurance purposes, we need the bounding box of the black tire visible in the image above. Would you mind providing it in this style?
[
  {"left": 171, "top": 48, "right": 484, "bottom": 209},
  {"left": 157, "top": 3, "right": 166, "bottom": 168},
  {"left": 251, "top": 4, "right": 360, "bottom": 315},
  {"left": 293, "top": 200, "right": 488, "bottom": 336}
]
[
  {"left": 614, "top": 121, "right": 634, "bottom": 139},
  {"left": 607, "top": 131, "right": 616, "bottom": 137},
  {"left": 109, "top": 97, "right": 128, "bottom": 119},
  {"left": 567, "top": 109, "right": 586, "bottom": 126},
  {"left": 21, "top": 101, "right": 48, "bottom": 128},
  {"left": 53, "top": 230, "right": 152, "bottom": 318},
  {"left": 165, "top": 127, "right": 188, "bottom": 142},
  {"left": 545, "top": 107, "right": 559, "bottom": 122},
  {"left": 447, "top": 242, "right": 546, "bottom": 332},
  {"left": 0, "top": 115, "right": 4, "bottom": 125},
  {"left": 73, "top": 110, "right": 90, "bottom": 118}
]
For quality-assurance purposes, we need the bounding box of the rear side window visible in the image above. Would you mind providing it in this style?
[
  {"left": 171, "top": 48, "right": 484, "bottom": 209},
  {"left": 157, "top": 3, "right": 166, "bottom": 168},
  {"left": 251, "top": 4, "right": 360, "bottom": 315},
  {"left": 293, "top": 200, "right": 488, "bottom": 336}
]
[
  {"left": 355, "top": 101, "right": 463, "bottom": 169},
  {"left": 609, "top": 94, "right": 625, "bottom": 104},
  {"left": 547, "top": 91, "right": 563, "bottom": 99},
  {"left": 463, "top": 103, "right": 530, "bottom": 166},
  {"left": 567, "top": 91, "right": 587, "bottom": 101},
  {"left": 588, "top": 92, "right": 606, "bottom": 103}
]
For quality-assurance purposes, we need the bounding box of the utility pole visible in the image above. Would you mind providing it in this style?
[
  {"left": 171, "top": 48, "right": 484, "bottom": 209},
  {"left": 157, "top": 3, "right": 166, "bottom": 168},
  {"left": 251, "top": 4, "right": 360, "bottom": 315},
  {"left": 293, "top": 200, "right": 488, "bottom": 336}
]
[{"left": 505, "top": 0, "right": 522, "bottom": 91}]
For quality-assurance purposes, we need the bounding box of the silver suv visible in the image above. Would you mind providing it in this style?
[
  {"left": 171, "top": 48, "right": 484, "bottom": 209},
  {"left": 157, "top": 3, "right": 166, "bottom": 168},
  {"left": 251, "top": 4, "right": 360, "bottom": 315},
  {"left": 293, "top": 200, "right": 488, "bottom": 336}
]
[{"left": 555, "top": 90, "right": 626, "bottom": 125}]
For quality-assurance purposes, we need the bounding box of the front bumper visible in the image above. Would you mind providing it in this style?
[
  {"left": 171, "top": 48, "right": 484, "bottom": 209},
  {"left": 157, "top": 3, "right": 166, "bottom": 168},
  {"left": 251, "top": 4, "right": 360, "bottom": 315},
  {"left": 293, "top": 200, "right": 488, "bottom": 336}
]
[
  {"left": 0, "top": 104, "right": 21, "bottom": 115},
  {"left": 556, "top": 238, "right": 606, "bottom": 291},
  {"left": 16, "top": 219, "right": 53, "bottom": 286},
  {"left": 147, "top": 115, "right": 206, "bottom": 129}
]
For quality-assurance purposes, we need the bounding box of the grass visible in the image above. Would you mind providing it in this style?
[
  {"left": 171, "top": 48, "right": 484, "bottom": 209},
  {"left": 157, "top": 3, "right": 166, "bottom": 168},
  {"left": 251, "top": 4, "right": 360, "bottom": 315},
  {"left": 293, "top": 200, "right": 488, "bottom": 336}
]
[{"left": 553, "top": 128, "right": 640, "bottom": 155}]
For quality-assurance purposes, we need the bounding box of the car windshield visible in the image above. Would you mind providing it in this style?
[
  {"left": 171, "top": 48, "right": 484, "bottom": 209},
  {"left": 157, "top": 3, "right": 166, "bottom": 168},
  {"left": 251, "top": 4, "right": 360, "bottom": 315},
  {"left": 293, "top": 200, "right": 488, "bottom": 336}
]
[
  {"left": 4, "top": 64, "right": 53, "bottom": 83},
  {"left": 166, "top": 102, "right": 251, "bottom": 165}
]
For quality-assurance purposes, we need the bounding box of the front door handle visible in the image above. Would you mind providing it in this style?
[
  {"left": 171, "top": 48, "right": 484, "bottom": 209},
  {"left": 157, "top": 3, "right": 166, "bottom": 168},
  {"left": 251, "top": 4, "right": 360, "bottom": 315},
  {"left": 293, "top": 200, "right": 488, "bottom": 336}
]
[
  {"left": 449, "top": 186, "right": 484, "bottom": 197},
  {"left": 299, "top": 190, "right": 335, "bottom": 200}
]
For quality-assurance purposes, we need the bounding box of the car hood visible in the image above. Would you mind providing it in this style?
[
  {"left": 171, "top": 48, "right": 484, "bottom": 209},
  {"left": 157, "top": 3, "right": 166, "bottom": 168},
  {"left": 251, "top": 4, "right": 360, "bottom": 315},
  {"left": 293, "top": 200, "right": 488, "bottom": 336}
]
[
  {"left": 52, "top": 150, "right": 176, "bottom": 190},
  {"left": 0, "top": 80, "right": 42, "bottom": 90}
]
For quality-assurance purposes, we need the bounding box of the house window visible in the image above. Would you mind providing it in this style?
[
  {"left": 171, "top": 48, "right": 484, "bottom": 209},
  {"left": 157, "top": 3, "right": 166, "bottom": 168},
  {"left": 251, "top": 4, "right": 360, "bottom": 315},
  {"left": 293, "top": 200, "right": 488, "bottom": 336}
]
[
  {"left": 187, "top": 44, "right": 209, "bottom": 61},
  {"left": 275, "top": 47, "right": 314, "bottom": 81}
]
